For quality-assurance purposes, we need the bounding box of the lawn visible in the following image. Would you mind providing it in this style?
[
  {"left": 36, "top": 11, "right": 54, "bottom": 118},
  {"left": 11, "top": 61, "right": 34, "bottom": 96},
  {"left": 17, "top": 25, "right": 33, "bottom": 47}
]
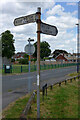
[
  {"left": 3, "top": 94, "right": 30, "bottom": 119},
  {"left": 2, "top": 63, "right": 77, "bottom": 74},
  {"left": 27, "top": 79, "right": 79, "bottom": 118},
  {"left": 3, "top": 78, "right": 79, "bottom": 119}
]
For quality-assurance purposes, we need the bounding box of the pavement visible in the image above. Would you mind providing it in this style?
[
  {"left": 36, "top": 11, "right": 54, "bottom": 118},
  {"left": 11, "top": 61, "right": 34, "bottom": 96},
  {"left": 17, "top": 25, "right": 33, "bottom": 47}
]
[{"left": 2, "top": 66, "right": 76, "bottom": 109}]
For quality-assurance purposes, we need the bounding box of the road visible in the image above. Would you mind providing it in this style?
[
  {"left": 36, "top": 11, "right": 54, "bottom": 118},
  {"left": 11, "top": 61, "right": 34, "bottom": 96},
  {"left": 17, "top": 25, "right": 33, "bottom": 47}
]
[{"left": 2, "top": 66, "right": 76, "bottom": 109}]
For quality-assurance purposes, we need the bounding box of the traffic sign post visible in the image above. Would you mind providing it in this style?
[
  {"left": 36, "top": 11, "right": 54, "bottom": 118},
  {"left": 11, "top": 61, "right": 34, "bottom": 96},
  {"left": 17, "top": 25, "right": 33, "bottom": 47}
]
[
  {"left": 24, "top": 38, "right": 35, "bottom": 93},
  {"left": 14, "top": 7, "right": 58, "bottom": 118},
  {"left": 36, "top": 7, "right": 41, "bottom": 118}
]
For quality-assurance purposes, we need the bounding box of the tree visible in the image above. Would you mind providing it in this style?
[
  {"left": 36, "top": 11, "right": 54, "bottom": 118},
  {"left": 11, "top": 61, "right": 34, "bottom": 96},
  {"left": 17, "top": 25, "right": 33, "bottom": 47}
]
[
  {"left": 1, "top": 30, "right": 15, "bottom": 58},
  {"left": 53, "top": 49, "right": 68, "bottom": 58},
  {"left": 19, "top": 59, "right": 28, "bottom": 64},
  {"left": 33, "top": 41, "right": 51, "bottom": 59},
  {"left": 23, "top": 54, "right": 29, "bottom": 59},
  {"left": 0, "top": 35, "right": 2, "bottom": 56}
]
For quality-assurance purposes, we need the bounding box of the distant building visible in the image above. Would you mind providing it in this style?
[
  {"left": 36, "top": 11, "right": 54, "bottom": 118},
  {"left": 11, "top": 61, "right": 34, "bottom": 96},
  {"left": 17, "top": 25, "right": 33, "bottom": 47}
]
[
  {"left": 12, "top": 52, "right": 35, "bottom": 60},
  {"left": 12, "top": 52, "right": 26, "bottom": 60},
  {"left": 64, "top": 53, "right": 77, "bottom": 62},
  {"left": 55, "top": 53, "right": 77, "bottom": 62},
  {"left": 55, "top": 53, "right": 68, "bottom": 62}
]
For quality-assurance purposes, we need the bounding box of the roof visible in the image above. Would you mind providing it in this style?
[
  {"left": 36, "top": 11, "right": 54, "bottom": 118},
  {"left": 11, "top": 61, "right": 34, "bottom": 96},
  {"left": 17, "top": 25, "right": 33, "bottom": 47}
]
[
  {"left": 55, "top": 53, "right": 77, "bottom": 60},
  {"left": 55, "top": 53, "right": 65, "bottom": 59}
]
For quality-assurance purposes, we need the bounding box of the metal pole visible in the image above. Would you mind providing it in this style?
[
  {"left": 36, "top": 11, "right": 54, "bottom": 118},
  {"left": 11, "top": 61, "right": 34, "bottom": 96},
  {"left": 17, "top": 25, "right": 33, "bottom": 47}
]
[
  {"left": 36, "top": 7, "right": 41, "bottom": 118},
  {"left": 76, "top": 24, "right": 79, "bottom": 73},
  {"left": 28, "top": 39, "right": 31, "bottom": 92},
  {"left": 77, "top": 24, "right": 79, "bottom": 73},
  {"left": 29, "top": 39, "right": 31, "bottom": 73}
]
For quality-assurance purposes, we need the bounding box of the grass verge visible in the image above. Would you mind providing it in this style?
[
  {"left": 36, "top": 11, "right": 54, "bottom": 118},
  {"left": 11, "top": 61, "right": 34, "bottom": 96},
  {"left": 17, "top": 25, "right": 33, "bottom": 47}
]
[
  {"left": 3, "top": 79, "right": 79, "bottom": 119},
  {"left": 3, "top": 94, "right": 30, "bottom": 119},
  {"left": 27, "top": 80, "right": 79, "bottom": 118}
]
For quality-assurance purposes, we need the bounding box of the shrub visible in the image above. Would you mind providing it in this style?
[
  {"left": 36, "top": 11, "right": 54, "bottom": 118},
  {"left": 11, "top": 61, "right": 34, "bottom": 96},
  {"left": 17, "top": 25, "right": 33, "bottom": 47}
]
[
  {"left": 19, "top": 59, "right": 28, "bottom": 64},
  {"left": 11, "top": 58, "right": 15, "bottom": 62},
  {"left": 31, "top": 58, "right": 37, "bottom": 63}
]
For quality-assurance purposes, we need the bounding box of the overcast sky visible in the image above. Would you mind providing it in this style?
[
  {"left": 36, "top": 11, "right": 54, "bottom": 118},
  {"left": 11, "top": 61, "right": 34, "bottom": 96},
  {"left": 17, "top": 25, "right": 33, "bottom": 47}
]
[{"left": 0, "top": 0, "right": 79, "bottom": 53}]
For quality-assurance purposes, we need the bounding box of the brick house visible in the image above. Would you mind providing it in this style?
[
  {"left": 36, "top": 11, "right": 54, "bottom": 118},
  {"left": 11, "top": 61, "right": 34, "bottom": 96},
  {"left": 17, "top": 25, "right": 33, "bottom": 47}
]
[
  {"left": 12, "top": 52, "right": 26, "bottom": 60},
  {"left": 55, "top": 53, "right": 68, "bottom": 62},
  {"left": 12, "top": 52, "right": 35, "bottom": 60},
  {"left": 55, "top": 53, "right": 77, "bottom": 62}
]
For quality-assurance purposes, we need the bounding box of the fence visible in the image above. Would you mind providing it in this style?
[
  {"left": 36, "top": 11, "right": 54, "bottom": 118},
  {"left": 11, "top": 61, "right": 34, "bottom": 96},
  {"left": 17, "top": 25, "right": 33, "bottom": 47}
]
[
  {"left": 42, "top": 75, "right": 80, "bottom": 101},
  {"left": 20, "top": 75, "right": 80, "bottom": 119},
  {"left": 3, "top": 63, "right": 77, "bottom": 74}
]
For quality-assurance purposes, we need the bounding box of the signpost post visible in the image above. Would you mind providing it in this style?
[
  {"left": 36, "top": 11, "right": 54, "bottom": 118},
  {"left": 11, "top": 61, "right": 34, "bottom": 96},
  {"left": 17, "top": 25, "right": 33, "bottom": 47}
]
[
  {"left": 14, "top": 8, "right": 58, "bottom": 118},
  {"left": 76, "top": 24, "right": 79, "bottom": 73},
  {"left": 24, "top": 38, "right": 35, "bottom": 92},
  {"left": 36, "top": 7, "right": 41, "bottom": 118}
]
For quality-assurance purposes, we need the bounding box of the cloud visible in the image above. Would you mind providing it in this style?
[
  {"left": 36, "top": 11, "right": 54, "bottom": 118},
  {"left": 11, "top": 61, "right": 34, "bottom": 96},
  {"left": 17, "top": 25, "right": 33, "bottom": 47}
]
[
  {"left": 66, "top": 2, "right": 77, "bottom": 6},
  {"left": 0, "top": 1, "right": 78, "bottom": 53},
  {"left": 47, "top": 5, "right": 64, "bottom": 16}
]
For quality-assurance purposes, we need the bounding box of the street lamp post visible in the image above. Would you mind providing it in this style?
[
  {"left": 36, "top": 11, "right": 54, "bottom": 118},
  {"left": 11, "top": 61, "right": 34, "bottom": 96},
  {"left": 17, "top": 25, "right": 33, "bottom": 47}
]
[{"left": 76, "top": 24, "right": 79, "bottom": 73}]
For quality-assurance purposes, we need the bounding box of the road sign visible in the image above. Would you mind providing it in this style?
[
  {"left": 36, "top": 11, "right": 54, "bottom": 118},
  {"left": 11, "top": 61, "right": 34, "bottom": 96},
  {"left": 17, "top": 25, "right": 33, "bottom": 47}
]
[
  {"left": 24, "top": 43, "right": 35, "bottom": 55},
  {"left": 14, "top": 13, "right": 37, "bottom": 26},
  {"left": 14, "top": 7, "right": 58, "bottom": 118},
  {"left": 41, "top": 22, "right": 58, "bottom": 36}
]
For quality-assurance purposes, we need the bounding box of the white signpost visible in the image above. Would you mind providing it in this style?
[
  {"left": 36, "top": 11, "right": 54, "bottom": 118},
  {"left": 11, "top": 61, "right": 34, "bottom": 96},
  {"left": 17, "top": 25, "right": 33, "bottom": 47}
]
[
  {"left": 14, "top": 13, "right": 37, "bottom": 26},
  {"left": 41, "top": 22, "right": 58, "bottom": 36},
  {"left": 14, "top": 8, "right": 58, "bottom": 118}
]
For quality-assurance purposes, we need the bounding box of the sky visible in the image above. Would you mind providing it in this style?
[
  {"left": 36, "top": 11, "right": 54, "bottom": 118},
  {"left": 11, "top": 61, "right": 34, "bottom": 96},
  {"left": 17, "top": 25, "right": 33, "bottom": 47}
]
[{"left": 0, "top": 0, "right": 79, "bottom": 54}]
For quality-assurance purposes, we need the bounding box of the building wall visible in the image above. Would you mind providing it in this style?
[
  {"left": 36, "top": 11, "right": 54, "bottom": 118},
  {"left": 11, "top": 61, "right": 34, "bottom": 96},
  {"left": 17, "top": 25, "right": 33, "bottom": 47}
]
[{"left": 56, "top": 55, "right": 68, "bottom": 61}]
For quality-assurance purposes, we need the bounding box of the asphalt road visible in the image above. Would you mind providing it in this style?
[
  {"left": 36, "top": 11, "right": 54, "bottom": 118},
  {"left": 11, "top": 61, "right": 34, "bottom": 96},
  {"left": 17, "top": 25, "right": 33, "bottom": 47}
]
[{"left": 2, "top": 66, "right": 76, "bottom": 109}]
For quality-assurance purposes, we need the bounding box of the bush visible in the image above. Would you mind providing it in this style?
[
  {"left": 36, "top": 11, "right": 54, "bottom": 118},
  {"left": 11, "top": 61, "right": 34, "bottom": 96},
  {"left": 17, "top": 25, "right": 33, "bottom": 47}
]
[
  {"left": 31, "top": 58, "right": 37, "bottom": 63},
  {"left": 19, "top": 59, "right": 28, "bottom": 64},
  {"left": 11, "top": 58, "right": 15, "bottom": 62}
]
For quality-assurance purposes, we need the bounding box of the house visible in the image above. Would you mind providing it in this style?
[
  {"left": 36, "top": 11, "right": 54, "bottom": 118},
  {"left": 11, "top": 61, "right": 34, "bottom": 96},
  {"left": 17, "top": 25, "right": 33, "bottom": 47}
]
[
  {"left": 55, "top": 53, "right": 68, "bottom": 62},
  {"left": 55, "top": 53, "right": 77, "bottom": 62},
  {"left": 12, "top": 52, "right": 26, "bottom": 60},
  {"left": 64, "top": 53, "right": 77, "bottom": 62},
  {"left": 73, "top": 53, "right": 80, "bottom": 58},
  {"left": 12, "top": 52, "right": 36, "bottom": 60}
]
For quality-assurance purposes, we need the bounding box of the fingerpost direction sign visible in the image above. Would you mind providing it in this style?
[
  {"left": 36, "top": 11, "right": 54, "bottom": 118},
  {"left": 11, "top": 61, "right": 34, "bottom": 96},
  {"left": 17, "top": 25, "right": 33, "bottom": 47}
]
[
  {"left": 13, "top": 7, "right": 58, "bottom": 118},
  {"left": 41, "top": 22, "right": 58, "bottom": 36},
  {"left": 14, "top": 13, "right": 37, "bottom": 26}
]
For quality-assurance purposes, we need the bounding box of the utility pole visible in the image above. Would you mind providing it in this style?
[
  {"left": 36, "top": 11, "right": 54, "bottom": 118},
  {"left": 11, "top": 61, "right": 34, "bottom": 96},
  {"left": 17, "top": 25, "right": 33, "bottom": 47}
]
[{"left": 36, "top": 7, "right": 41, "bottom": 118}]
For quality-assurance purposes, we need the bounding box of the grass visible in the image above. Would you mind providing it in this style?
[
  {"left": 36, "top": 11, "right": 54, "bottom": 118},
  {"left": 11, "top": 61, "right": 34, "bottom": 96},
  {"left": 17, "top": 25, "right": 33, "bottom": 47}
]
[
  {"left": 68, "top": 72, "right": 80, "bottom": 77},
  {"left": 3, "top": 79, "right": 79, "bottom": 119},
  {"left": 27, "top": 80, "right": 79, "bottom": 118},
  {"left": 68, "top": 72, "right": 78, "bottom": 77},
  {"left": 2, "top": 63, "right": 77, "bottom": 74},
  {"left": 8, "top": 89, "right": 13, "bottom": 92},
  {"left": 0, "top": 69, "right": 2, "bottom": 74},
  {"left": 3, "top": 94, "right": 30, "bottom": 119}
]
